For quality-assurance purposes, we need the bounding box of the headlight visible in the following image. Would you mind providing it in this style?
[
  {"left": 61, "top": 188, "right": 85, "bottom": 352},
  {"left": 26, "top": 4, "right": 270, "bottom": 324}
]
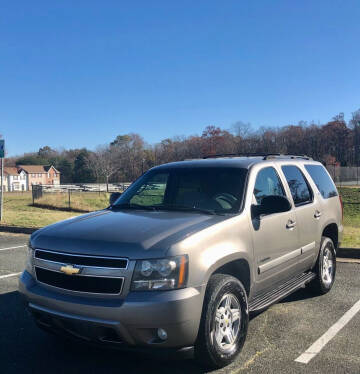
[
  {"left": 131, "top": 255, "right": 188, "bottom": 291},
  {"left": 25, "top": 245, "right": 34, "bottom": 275}
]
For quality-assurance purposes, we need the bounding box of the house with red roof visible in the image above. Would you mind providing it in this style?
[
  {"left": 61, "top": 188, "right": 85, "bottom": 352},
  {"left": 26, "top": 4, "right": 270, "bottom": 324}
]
[
  {"left": 18, "top": 165, "right": 60, "bottom": 190},
  {"left": 0, "top": 165, "right": 60, "bottom": 191}
]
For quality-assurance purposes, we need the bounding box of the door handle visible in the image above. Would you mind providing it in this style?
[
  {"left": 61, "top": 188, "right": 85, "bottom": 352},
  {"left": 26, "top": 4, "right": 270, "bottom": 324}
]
[
  {"left": 286, "top": 220, "right": 296, "bottom": 229},
  {"left": 314, "top": 210, "right": 322, "bottom": 219}
]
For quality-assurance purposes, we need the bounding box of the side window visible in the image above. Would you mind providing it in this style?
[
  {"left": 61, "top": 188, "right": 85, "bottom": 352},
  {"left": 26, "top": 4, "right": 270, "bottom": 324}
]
[
  {"left": 304, "top": 165, "right": 338, "bottom": 199},
  {"left": 281, "top": 165, "right": 312, "bottom": 206},
  {"left": 253, "top": 167, "right": 286, "bottom": 204},
  {"left": 130, "top": 173, "right": 169, "bottom": 206}
]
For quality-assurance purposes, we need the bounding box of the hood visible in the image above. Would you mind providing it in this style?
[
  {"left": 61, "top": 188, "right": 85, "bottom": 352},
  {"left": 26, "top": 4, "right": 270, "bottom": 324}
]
[{"left": 31, "top": 209, "right": 226, "bottom": 259}]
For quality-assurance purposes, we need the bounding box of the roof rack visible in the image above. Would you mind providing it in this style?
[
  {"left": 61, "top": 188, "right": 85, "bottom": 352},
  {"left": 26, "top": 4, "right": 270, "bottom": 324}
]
[{"left": 202, "top": 153, "right": 312, "bottom": 160}]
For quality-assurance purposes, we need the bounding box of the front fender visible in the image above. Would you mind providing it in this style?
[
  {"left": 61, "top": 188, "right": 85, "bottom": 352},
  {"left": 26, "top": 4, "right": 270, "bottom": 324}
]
[
  {"left": 198, "top": 249, "right": 253, "bottom": 288},
  {"left": 169, "top": 214, "right": 255, "bottom": 291}
]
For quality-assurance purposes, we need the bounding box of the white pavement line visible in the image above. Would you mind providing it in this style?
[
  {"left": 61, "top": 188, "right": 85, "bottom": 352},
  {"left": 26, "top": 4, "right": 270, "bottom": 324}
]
[
  {"left": 295, "top": 298, "right": 360, "bottom": 364},
  {"left": 0, "top": 245, "right": 27, "bottom": 251},
  {"left": 0, "top": 272, "right": 21, "bottom": 279}
]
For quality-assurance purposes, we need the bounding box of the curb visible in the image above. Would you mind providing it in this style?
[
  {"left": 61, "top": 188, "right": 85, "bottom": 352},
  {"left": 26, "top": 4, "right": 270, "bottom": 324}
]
[
  {"left": 0, "top": 225, "right": 40, "bottom": 235},
  {"left": 337, "top": 248, "right": 360, "bottom": 260}
]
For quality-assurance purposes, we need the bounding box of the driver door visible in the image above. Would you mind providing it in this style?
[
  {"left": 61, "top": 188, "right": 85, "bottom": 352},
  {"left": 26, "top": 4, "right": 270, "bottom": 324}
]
[{"left": 250, "top": 166, "right": 300, "bottom": 295}]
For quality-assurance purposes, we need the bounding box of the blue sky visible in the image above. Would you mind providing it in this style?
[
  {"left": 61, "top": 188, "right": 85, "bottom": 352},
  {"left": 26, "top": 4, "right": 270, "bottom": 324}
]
[{"left": 1, "top": 0, "right": 360, "bottom": 157}]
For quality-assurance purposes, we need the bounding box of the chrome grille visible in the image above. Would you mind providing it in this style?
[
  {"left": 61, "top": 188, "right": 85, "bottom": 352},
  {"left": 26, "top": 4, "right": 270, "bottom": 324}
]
[
  {"left": 35, "top": 249, "right": 128, "bottom": 269},
  {"left": 33, "top": 249, "right": 128, "bottom": 295}
]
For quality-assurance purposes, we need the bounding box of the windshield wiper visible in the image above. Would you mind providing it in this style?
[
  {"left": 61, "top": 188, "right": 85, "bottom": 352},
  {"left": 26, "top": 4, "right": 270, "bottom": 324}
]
[
  {"left": 158, "top": 205, "right": 216, "bottom": 215},
  {"left": 110, "top": 203, "right": 158, "bottom": 211}
]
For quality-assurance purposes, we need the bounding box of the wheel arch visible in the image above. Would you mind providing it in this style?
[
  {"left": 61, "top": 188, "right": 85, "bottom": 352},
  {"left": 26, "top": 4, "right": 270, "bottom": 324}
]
[
  {"left": 322, "top": 223, "right": 339, "bottom": 250},
  {"left": 210, "top": 258, "right": 251, "bottom": 297}
]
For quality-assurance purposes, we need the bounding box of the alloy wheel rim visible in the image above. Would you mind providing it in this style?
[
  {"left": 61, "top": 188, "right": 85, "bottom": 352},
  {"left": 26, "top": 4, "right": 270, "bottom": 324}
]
[
  {"left": 322, "top": 247, "right": 334, "bottom": 286},
  {"left": 212, "top": 293, "right": 241, "bottom": 354}
]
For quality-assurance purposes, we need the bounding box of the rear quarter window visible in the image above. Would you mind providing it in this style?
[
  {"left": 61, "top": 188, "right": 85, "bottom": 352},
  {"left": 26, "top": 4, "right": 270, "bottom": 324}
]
[
  {"left": 304, "top": 165, "right": 338, "bottom": 199},
  {"left": 281, "top": 165, "right": 313, "bottom": 206}
]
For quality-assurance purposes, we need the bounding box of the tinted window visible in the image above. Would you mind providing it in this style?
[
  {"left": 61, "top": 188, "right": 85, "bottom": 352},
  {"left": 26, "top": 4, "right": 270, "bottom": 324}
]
[
  {"left": 282, "top": 165, "right": 312, "bottom": 206},
  {"left": 116, "top": 167, "right": 248, "bottom": 214},
  {"left": 305, "top": 165, "right": 338, "bottom": 199},
  {"left": 253, "top": 167, "right": 285, "bottom": 204}
]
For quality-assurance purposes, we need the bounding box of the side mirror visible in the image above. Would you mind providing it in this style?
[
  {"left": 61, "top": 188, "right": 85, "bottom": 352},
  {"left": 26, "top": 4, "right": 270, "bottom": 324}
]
[
  {"left": 252, "top": 195, "right": 292, "bottom": 217},
  {"left": 109, "top": 192, "right": 121, "bottom": 206}
]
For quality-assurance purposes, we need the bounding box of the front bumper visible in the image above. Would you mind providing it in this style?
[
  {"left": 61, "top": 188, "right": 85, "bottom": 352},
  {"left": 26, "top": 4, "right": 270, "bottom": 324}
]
[{"left": 19, "top": 271, "right": 205, "bottom": 349}]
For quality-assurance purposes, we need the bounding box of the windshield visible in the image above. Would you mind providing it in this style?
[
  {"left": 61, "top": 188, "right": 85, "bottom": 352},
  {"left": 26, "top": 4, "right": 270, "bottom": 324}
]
[{"left": 112, "top": 167, "right": 248, "bottom": 214}]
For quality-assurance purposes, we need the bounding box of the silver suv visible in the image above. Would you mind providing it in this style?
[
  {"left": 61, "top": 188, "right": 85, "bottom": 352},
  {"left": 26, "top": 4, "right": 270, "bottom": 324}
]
[{"left": 19, "top": 154, "right": 343, "bottom": 368}]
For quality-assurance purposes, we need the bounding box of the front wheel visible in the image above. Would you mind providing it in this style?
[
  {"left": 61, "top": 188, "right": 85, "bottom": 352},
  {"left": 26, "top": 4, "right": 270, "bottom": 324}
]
[
  {"left": 309, "top": 236, "right": 336, "bottom": 295},
  {"left": 194, "top": 274, "right": 249, "bottom": 369}
]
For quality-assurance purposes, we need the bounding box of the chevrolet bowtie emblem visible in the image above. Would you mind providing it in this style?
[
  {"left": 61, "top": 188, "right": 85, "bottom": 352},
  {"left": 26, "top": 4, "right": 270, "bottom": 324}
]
[{"left": 60, "top": 264, "right": 81, "bottom": 275}]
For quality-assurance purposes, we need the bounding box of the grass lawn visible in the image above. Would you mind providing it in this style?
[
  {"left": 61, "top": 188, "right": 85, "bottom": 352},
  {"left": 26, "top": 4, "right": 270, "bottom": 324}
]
[
  {"left": 338, "top": 187, "right": 360, "bottom": 248},
  {"left": 0, "top": 192, "right": 109, "bottom": 228},
  {"left": 1, "top": 189, "right": 359, "bottom": 248}
]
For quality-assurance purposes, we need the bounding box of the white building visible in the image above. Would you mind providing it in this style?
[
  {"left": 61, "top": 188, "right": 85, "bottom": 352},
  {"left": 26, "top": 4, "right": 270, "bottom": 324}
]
[
  {"left": 0, "top": 175, "right": 5, "bottom": 192},
  {"left": 4, "top": 167, "right": 28, "bottom": 191}
]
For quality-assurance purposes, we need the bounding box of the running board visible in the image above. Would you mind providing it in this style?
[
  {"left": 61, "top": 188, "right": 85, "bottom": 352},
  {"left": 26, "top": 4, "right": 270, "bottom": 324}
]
[{"left": 249, "top": 272, "right": 316, "bottom": 312}]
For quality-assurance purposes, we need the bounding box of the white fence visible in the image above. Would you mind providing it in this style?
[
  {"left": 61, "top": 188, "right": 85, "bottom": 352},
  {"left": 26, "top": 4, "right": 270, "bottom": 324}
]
[
  {"left": 326, "top": 166, "right": 360, "bottom": 186},
  {"left": 34, "top": 183, "right": 131, "bottom": 193}
]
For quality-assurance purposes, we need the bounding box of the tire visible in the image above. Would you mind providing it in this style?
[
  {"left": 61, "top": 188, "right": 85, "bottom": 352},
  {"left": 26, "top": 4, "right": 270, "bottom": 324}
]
[
  {"left": 194, "top": 274, "right": 249, "bottom": 369},
  {"left": 309, "top": 236, "right": 336, "bottom": 295}
]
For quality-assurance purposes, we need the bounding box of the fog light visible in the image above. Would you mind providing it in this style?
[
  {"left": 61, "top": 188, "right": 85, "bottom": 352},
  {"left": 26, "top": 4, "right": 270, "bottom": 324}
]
[{"left": 157, "top": 328, "right": 168, "bottom": 341}]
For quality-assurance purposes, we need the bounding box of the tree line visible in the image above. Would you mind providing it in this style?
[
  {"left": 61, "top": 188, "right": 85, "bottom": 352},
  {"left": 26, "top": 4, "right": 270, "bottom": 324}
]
[{"left": 6, "top": 109, "right": 360, "bottom": 184}]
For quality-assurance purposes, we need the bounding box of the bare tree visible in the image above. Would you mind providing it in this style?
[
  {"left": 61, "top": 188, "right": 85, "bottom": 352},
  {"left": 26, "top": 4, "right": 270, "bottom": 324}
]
[
  {"left": 88, "top": 146, "right": 120, "bottom": 191},
  {"left": 232, "top": 121, "right": 252, "bottom": 138},
  {"left": 231, "top": 121, "right": 252, "bottom": 153}
]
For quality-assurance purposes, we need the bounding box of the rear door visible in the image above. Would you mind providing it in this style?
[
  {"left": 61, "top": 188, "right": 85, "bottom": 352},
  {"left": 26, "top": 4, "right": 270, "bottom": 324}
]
[
  {"left": 250, "top": 165, "right": 300, "bottom": 295},
  {"left": 280, "top": 164, "right": 321, "bottom": 271},
  {"left": 304, "top": 163, "right": 343, "bottom": 248}
]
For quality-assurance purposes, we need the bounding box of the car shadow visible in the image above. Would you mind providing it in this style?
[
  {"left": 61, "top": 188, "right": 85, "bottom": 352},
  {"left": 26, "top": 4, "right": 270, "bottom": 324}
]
[
  {"left": 249, "top": 286, "right": 318, "bottom": 321},
  {"left": 280, "top": 287, "right": 318, "bottom": 303},
  {"left": 0, "top": 291, "right": 208, "bottom": 374}
]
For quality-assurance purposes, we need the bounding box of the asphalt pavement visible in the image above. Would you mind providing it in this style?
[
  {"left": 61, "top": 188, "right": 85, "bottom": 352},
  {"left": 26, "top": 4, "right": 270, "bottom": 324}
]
[{"left": 0, "top": 233, "right": 360, "bottom": 374}]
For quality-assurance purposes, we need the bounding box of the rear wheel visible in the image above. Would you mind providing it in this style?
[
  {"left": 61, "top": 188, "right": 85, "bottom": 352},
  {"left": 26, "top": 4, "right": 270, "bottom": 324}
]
[
  {"left": 309, "top": 236, "right": 336, "bottom": 294},
  {"left": 194, "top": 274, "right": 249, "bottom": 369}
]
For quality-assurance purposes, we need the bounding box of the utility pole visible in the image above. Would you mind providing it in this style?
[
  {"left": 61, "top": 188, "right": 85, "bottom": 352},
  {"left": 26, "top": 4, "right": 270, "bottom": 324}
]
[{"left": 0, "top": 139, "right": 5, "bottom": 221}]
